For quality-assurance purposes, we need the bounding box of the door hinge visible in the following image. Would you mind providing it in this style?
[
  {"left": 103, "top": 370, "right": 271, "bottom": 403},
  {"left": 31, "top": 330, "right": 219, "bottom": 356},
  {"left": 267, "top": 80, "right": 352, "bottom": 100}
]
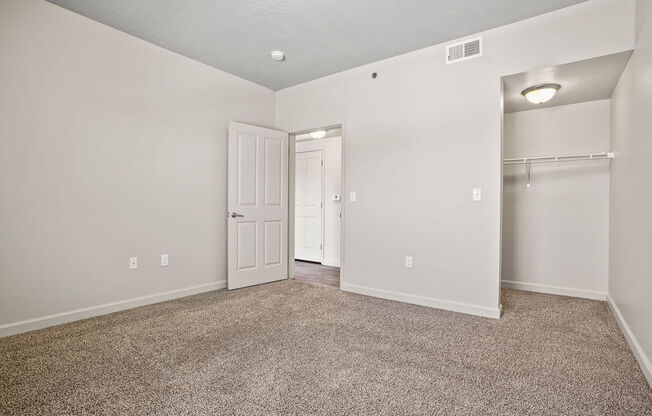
[
  {"left": 321, "top": 160, "right": 323, "bottom": 166},
  {"left": 320, "top": 244, "right": 322, "bottom": 250},
  {"left": 321, "top": 202, "right": 323, "bottom": 208}
]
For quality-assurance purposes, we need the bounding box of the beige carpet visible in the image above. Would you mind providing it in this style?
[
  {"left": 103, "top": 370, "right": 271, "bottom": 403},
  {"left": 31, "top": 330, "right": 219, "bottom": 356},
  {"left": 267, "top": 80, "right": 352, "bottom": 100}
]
[{"left": 1, "top": 281, "right": 650, "bottom": 415}]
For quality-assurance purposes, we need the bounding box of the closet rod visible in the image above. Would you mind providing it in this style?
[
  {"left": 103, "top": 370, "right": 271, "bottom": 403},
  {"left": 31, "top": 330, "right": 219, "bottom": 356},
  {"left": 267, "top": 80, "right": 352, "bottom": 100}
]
[{"left": 503, "top": 152, "right": 614, "bottom": 165}]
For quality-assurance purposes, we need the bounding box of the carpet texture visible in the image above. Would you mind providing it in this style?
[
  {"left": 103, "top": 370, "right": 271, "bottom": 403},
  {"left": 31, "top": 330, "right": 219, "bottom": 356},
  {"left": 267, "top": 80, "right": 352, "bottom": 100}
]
[{"left": 0, "top": 281, "right": 650, "bottom": 415}]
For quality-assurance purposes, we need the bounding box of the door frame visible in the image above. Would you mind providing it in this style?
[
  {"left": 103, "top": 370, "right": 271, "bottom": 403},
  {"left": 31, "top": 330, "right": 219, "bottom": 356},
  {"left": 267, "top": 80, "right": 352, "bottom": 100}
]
[{"left": 287, "top": 120, "right": 346, "bottom": 286}]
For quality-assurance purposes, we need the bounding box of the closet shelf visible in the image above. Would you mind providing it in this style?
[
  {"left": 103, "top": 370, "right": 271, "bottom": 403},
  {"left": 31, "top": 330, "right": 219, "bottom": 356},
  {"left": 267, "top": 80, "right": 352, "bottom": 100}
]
[{"left": 503, "top": 152, "right": 614, "bottom": 165}]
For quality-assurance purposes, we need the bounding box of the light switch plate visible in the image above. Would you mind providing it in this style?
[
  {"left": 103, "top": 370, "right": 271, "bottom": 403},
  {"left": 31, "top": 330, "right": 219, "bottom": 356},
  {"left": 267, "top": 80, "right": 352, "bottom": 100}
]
[
  {"left": 129, "top": 256, "right": 138, "bottom": 270},
  {"left": 472, "top": 188, "right": 482, "bottom": 201},
  {"left": 350, "top": 191, "right": 357, "bottom": 202},
  {"left": 405, "top": 256, "right": 413, "bottom": 268},
  {"left": 161, "top": 254, "right": 168, "bottom": 267}
]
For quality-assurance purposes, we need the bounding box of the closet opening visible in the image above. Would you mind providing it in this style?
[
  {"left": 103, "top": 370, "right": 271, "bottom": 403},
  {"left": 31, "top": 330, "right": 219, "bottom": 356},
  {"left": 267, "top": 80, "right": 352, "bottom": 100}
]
[
  {"left": 499, "top": 51, "right": 632, "bottom": 303},
  {"left": 289, "top": 125, "right": 344, "bottom": 288}
]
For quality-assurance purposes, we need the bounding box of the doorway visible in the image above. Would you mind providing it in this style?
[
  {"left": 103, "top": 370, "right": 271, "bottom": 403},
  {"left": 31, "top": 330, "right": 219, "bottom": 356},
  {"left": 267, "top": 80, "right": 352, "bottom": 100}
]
[
  {"left": 290, "top": 125, "right": 343, "bottom": 288},
  {"left": 226, "top": 121, "right": 345, "bottom": 291}
]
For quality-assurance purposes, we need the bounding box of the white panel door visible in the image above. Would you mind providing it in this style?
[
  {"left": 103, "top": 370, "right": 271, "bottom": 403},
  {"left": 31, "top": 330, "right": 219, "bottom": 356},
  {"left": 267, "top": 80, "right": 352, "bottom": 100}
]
[
  {"left": 295, "top": 150, "right": 323, "bottom": 262},
  {"left": 228, "top": 122, "right": 288, "bottom": 290}
]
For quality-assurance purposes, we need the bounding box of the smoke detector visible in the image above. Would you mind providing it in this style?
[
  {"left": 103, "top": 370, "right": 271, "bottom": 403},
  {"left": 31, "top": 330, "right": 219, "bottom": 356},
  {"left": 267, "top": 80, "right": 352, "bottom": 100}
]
[{"left": 271, "top": 50, "right": 285, "bottom": 62}]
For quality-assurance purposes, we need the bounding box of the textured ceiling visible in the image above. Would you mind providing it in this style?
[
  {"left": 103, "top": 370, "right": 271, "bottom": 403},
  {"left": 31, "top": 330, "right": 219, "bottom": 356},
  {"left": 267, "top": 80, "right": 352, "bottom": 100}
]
[
  {"left": 503, "top": 51, "right": 633, "bottom": 113},
  {"left": 47, "top": 0, "right": 588, "bottom": 90}
]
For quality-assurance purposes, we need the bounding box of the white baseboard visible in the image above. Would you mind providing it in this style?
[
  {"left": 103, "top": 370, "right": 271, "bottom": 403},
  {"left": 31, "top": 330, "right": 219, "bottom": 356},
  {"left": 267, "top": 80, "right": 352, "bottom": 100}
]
[
  {"left": 341, "top": 283, "right": 501, "bottom": 319},
  {"left": 501, "top": 280, "right": 607, "bottom": 301},
  {"left": 607, "top": 295, "right": 652, "bottom": 388},
  {"left": 0, "top": 280, "right": 226, "bottom": 338},
  {"left": 322, "top": 258, "right": 340, "bottom": 267}
]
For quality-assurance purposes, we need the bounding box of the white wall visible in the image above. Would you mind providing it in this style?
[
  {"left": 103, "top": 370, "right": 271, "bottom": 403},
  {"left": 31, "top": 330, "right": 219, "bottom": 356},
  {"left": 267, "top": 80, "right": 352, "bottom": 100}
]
[
  {"left": 275, "top": 0, "right": 634, "bottom": 318},
  {"left": 0, "top": 0, "right": 644, "bottom": 337},
  {"left": 502, "top": 101, "right": 611, "bottom": 299},
  {"left": 0, "top": 0, "right": 274, "bottom": 335},
  {"left": 322, "top": 137, "right": 342, "bottom": 267},
  {"left": 608, "top": 0, "right": 652, "bottom": 387},
  {"left": 296, "top": 137, "right": 342, "bottom": 267}
]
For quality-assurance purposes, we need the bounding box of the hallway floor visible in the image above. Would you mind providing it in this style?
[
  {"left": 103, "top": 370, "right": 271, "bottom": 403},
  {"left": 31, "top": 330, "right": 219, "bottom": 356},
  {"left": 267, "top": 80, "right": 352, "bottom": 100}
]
[{"left": 294, "top": 260, "right": 340, "bottom": 287}]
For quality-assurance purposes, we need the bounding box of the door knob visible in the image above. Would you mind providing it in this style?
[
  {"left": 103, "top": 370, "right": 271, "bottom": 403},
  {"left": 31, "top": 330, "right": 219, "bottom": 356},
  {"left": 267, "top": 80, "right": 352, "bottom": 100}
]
[{"left": 229, "top": 212, "right": 244, "bottom": 218}]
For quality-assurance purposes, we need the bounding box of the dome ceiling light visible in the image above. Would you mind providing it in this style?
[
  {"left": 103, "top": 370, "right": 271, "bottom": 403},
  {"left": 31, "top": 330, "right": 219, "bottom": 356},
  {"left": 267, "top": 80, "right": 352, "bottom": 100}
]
[
  {"left": 310, "top": 130, "right": 326, "bottom": 139},
  {"left": 521, "top": 83, "right": 561, "bottom": 104}
]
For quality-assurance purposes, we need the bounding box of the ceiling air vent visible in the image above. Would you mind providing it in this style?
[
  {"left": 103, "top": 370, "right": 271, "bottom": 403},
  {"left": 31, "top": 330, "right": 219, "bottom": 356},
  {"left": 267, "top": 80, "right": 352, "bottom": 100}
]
[{"left": 446, "top": 37, "right": 483, "bottom": 64}]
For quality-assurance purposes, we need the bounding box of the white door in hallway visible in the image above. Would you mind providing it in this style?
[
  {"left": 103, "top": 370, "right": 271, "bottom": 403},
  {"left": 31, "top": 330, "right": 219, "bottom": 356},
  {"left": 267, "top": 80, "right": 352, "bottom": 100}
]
[
  {"left": 295, "top": 150, "right": 323, "bottom": 262},
  {"left": 227, "top": 122, "right": 288, "bottom": 290}
]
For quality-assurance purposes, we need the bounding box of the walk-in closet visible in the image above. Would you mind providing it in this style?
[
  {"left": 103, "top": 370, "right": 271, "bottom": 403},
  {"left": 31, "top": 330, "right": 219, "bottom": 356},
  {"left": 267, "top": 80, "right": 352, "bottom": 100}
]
[{"left": 501, "top": 51, "right": 632, "bottom": 300}]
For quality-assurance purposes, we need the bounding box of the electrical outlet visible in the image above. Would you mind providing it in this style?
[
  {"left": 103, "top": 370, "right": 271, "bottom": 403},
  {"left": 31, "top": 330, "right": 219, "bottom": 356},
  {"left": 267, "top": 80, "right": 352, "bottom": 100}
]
[
  {"left": 405, "top": 256, "right": 413, "bottom": 268},
  {"left": 161, "top": 254, "right": 168, "bottom": 267},
  {"left": 129, "top": 256, "right": 138, "bottom": 270}
]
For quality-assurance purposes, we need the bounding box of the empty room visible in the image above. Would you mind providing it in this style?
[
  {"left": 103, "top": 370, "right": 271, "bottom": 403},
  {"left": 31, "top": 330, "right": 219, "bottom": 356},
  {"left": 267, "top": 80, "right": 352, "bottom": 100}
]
[{"left": 1, "top": 0, "right": 651, "bottom": 414}]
